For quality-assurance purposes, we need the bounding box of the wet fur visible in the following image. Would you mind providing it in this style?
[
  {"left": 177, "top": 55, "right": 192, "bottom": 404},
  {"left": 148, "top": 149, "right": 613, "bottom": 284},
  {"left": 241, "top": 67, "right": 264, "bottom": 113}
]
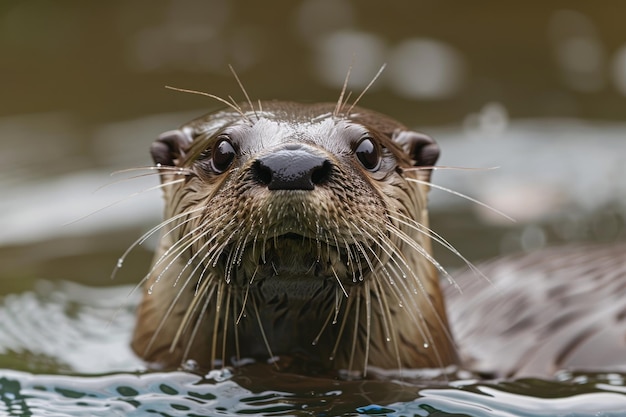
[{"left": 130, "top": 100, "right": 459, "bottom": 376}]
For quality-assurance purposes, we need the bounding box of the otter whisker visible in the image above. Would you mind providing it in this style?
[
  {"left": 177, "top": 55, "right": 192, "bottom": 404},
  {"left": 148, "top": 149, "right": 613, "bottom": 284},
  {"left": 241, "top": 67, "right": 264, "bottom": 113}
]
[
  {"left": 111, "top": 165, "right": 194, "bottom": 176},
  {"left": 362, "top": 279, "right": 372, "bottom": 377},
  {"left": 312, "top": 285, "right": 345, "bottom": 346},
  {"left": 221, "top": 286, "right": 232, "bottom": 367},
  {"left": 329, "top": 230, "right": 353, "bottom": 281},
  {"left": 91, "top": 166, "right": 189, "bottom": 195},
  {"left": 345, "top": 63, "right": 387, "bottom": 116},
  {"left": 191, "top": 222, "right": 246, "bottom": 295},
  {"left": 250, "top": 231, "right": 261, "bottom": 267},
  {"left": 348, "top": 287, "right": 361, "bottom": 373},
  {"left": 236, "top": 267, "right": 256, "bottom": 324},
  {"left": 149, "top": 252, "right": 216, "bottom": 356},
  {"left": 348, "top": 220, "right": 396, "bottom": 285},
  {"left": 406, "top": 177, "right": 515, "bottom": 222},
  {"left": 232, "top": 289, "right": 242, "bottom": 363},
  {"left": 375, "top": 258, "right": 434, "bottom": 351},
  {"left": 372, "top": 274, "right": 402, "bottom": 370},
  {"left": 386, "top": 222, "right": 453, "bottom": 285},
  {"left": 381, "top": 225, "right": 445, "bottom": 311},
  {"left": 390, "top": 212, "right": 489, "bottom": 288},
  {"left": 138, "top": 234, "right": 210, "bottom": 355},
  {"left": 115, "top": 207, "right": 206, "bottom": 281},
  {"left": 330, "top": 265, "right": 349, "bottom": 298},
  {"left": 130, "top": 229, "right": 213, "bottom": 344},
  {"left": 65, "top": 177, "right": 186, "bottom": 226},
  {"left": 109, "top": 166, "right": 191, "bottom": 181},
  {"left": 376, "top": 227, "right": 460, "bottom": 363},
  {"left": 150, "top": 225, "right": 214, "bottom": 290},
  {"left": 145, "top": 274, "right": 214, "bottom": 358},
  {"left": 363, "top": 229, "right": 438, "bottom": 345},
  {"left": 341, "top": 229, "right": 365, "bottom": 282},
  {"left": 225, "top": 230, "right": 246, "bottom": 284},
  {"left": 341, "top": 91, "right": 353, "bottom": 115},
  {"left": 165, "top": 85, "right": 250, "bottom": 124},
  {"left": 403, "top": 165, "right": 500, "bottom": 173},
  {"left": 225, "top": 229, "right": 251, "bottom": 283},
  {"left": 138, "top": 233, "right": 198, "bottom": 295},
  {"left": 151, "top": 213, "right": 232, "bottom": 296},
  {"left": 177, "top": 273, "right": 217, "bottom": 344},
  {"left": 344, "top": 219, "right": 395, "bottom": 288},
  {"left": 180, "top": 281, "right": 216, "bottom": 363},
  {"left": 228, "top": 64, "right": 259, "bottom": 120},
  {"left": 342, "top": 238, "right": 359, "bottom": 283},
  {"left": 173, "top": 231, "right": 224, "bottom": 296},
  {"left": 203, "top": 218, "right": 241, "bottom": 268},
  {"left": 251, "top": 296, "right": 278, "bottom": 369},
  {"left": 334, "top": 285, "right": 344, "bottom": 324},
  {"left": 209, "top": 281, "right": 226, "bottom": 367},
  {"left": 94, "top": 169, "right": 189, "bottom": 194},
  {"left": 330, "top": 289, "right": 355, "bottom": 361},
  {"left": 334, "top": 63, "right": 353, "bottom": 118},
  {"left": 352, "top": 224, "right": 445, "bottom": 368}
]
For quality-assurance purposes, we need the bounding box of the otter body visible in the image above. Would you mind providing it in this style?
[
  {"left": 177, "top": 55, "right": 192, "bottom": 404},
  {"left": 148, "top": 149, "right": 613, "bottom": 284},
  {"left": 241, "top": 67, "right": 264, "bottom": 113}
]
[
  {"left": 132, "top": 102, "right": 457, "bottom": 375},
  {"left": 447, "top": 242, "right": 626, "bottom": 378}
]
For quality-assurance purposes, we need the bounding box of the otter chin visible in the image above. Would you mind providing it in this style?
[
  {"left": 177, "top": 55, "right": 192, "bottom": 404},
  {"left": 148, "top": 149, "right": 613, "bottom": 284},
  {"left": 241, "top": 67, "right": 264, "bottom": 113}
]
[{"left": 131, "top": 101, "right": 458, "bottom": 376}]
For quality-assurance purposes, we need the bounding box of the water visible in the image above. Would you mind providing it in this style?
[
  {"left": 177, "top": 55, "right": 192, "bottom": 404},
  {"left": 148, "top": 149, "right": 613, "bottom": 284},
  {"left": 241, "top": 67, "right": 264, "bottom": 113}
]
[
  {"left": 2, "top": 346, "right": 626, "bottom": 416},
  {"left": 2, "top": 1, "right": 626, "bottom": 415},
  {"left": 1, "top": 117, "right": 625, "bottom": 415}
]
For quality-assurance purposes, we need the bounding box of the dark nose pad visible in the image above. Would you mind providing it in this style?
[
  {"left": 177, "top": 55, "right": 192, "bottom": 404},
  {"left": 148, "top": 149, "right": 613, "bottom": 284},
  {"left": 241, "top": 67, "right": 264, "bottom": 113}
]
[{"left": 252, "top": 145, "right": 333, "bottom": 190}]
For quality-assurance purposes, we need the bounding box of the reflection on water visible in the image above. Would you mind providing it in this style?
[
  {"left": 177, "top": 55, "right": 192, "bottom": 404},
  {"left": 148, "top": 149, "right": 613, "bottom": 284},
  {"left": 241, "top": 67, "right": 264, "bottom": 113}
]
[
  {"left": 0, "top": 281, "right": 141, "bottom": 374},
  {"left": 2, "top": 363, "right": 626, "bottom": 416}
]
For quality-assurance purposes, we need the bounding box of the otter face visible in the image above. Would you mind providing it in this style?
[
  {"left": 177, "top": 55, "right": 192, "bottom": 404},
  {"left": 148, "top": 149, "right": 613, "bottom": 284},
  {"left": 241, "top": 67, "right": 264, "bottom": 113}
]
[
  {"left": 134, "top": 102, "right": 454, "bottom": 375},
  {"left": 154, "top": 105, "right": 437, "bottom": 289}
]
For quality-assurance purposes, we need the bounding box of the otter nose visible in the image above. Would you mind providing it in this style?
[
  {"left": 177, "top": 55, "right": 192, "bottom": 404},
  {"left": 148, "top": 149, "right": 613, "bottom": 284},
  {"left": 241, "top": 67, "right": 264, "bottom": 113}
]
[{"left": 252, "top": 144, "right": 332, "bottom": 190}]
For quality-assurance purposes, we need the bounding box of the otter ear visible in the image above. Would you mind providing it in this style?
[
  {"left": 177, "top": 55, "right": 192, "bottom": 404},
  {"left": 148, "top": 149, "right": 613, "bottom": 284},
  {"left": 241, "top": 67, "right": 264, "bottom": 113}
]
[
  {"left": 392, "top": 130, "right": 440, "bottom": 180},
  {"left": 150, "top": 129, "right": 193, "bottom": 167}
]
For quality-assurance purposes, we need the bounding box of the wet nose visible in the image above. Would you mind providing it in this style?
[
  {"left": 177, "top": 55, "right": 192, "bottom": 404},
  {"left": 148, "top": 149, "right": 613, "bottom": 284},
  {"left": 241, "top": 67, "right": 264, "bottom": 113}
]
[{"left": 252, "top": 144, "right": 332, "bottom": 190}]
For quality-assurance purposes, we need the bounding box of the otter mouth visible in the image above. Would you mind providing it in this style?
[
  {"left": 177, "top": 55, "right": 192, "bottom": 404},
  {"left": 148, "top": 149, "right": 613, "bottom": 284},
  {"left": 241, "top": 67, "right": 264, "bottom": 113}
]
[{"left": 223, "top": 231, "right": 369, "bottom": 288}]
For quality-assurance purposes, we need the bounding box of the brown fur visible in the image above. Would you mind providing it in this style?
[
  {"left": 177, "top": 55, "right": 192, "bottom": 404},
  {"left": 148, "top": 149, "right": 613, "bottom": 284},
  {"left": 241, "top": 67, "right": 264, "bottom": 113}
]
[{"left": 131, "top": 102, "right": 458, "bottom": 375}]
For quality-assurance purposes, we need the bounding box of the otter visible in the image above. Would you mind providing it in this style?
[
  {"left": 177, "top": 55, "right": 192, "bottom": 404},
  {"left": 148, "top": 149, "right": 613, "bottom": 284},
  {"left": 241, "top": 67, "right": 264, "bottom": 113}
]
[
  {"left": 130, "top": 98, "right": 626, "bottom": 379},
  {"left": 130, "top": 100, "right": 458, "bottom": 376}
]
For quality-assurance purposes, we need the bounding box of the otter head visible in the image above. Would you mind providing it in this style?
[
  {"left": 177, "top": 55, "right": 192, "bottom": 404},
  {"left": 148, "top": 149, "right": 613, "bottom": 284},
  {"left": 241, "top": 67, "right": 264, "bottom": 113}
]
[{"left": 132, "top": 102, "right": 457, "bottom": 376}]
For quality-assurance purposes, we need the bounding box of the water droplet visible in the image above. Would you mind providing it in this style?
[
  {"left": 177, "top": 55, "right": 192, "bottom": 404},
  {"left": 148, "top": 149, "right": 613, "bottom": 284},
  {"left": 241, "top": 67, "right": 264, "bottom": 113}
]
[
  {"left": 148, "top": 285, "right": 154, "bottom": 295},
  {"left": 156, "top": 163, "right": 162, "bottom": 168},
  {"left": 398, "top": 302, "right": 404, "bottom": 308},
  {"left": 386, "top": 337, "right": 391, "bottom": 342},
  {"left": 116, "top": 258, "right": 124, "bottom": 268},
  {"left": 423, "top": 342, "right": 429, "bottom": 349}
]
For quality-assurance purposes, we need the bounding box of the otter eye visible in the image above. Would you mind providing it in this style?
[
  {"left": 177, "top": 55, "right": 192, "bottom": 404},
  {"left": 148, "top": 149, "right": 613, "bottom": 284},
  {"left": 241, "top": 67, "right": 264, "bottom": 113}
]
[
  {"left": 355, "top": 137, "right": 380, "bottom": 171},
  {"left": 210, "top": 138, "right": 236, "bottom": 173}
]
